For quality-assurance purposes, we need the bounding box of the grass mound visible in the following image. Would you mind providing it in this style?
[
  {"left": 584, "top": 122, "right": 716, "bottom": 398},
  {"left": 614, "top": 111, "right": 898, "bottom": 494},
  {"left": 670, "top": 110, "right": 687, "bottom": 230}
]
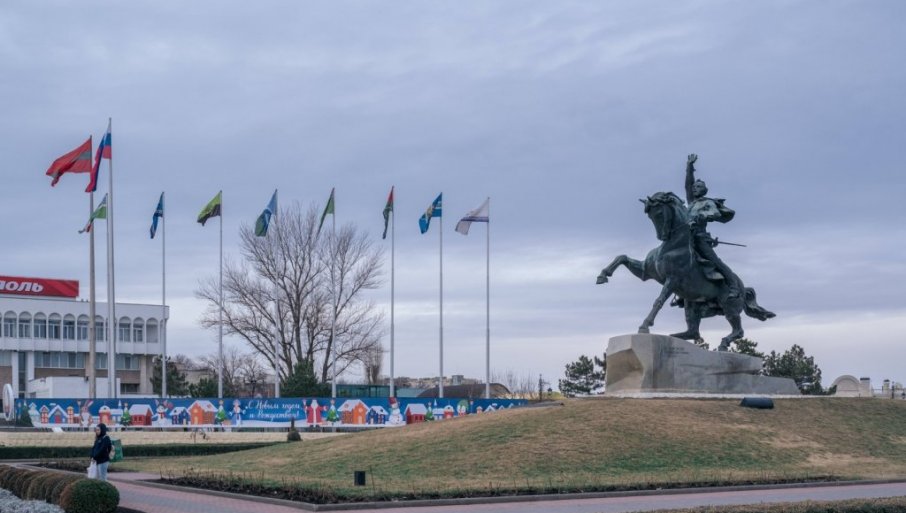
[{"left": 122, "top": 398, "right": 906, "bottom": 498}]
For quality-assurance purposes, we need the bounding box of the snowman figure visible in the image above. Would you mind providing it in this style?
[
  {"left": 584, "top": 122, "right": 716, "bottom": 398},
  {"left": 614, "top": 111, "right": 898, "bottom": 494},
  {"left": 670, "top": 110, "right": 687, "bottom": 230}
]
[{"left": 387, "top": 397, "right": 404, "bottom": 426}]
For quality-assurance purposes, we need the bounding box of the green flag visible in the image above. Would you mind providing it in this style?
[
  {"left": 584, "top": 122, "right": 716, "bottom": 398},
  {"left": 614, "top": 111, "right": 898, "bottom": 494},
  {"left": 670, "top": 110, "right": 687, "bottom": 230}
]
[
  {"left": 382, "top": 186, "right": 394, "bottom": 240},
  {"left": 79, "top": 194, "right": 108, "bottom": 234},
  {"left": 197, "top": 191, "right": 222, "bottom": 226},
  {"left": 318, "top": 188, "right": 335, "bottom": 234}
]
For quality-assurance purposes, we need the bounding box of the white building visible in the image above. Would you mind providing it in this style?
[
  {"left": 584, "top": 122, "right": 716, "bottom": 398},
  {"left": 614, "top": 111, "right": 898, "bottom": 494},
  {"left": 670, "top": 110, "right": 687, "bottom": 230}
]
[{"left": 0, "top": 275, "right": 168, "bottom": 398}]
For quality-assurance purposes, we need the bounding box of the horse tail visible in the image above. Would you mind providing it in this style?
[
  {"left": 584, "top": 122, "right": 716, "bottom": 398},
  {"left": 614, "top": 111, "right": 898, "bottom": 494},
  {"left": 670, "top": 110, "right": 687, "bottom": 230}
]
[{"left": 742, "top": 287, "right": 776, "bottom": 321}]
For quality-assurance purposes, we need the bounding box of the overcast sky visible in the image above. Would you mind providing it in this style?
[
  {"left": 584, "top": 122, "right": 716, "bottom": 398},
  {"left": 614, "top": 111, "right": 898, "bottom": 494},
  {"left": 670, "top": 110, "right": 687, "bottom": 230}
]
[{"left": 2, "top": 1, "right": 904, "bottom": 390}]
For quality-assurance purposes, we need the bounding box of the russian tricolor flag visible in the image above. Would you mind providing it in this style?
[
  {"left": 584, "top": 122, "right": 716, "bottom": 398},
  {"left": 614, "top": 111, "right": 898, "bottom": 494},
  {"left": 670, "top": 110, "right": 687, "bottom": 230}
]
[{"left": 86, "top": 123, "right": 111, "bottom": 193}]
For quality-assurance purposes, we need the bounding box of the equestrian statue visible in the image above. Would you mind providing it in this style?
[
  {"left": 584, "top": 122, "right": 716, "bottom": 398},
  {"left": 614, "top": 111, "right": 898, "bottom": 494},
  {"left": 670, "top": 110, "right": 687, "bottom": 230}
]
[{"left": 596, "top": 154, "right": 774, "bottom": 351}]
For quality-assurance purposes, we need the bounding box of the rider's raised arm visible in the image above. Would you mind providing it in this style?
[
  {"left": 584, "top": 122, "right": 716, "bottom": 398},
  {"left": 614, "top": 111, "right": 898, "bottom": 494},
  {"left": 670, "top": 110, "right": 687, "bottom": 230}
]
[{"left": 685, "top": 153, "right": 698, "bottom": 204}]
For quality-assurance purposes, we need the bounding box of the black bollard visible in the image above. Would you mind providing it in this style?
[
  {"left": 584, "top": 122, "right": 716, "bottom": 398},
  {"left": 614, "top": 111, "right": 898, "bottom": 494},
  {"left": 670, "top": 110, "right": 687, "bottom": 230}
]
[{"left": 739, "top": 397, "right": 774, "bottom": 409}]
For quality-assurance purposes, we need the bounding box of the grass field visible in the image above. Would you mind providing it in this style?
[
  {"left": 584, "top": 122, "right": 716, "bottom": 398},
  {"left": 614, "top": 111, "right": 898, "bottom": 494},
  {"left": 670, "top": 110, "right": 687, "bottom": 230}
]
[{"left": 118, "top": 398, "right": 906, "bottom": 496}]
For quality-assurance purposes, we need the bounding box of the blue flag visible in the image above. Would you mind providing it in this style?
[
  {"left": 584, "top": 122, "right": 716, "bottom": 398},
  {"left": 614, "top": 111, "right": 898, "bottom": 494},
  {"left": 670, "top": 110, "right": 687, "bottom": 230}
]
[
  {"left": 418, "top": 193, "right": 442, "bottom": 234},
  {"left": 150, "top": 193, "right": 164, "bottom": 239},
  {"left": 255, "top": 190, "right": 278, "bottom": 237}
]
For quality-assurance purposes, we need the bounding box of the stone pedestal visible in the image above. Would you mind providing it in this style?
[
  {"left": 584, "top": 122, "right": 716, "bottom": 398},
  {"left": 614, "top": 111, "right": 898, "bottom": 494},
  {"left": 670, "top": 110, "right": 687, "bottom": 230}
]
[{"left": 605, "top": 334, "right": 799, "bottom": 395}]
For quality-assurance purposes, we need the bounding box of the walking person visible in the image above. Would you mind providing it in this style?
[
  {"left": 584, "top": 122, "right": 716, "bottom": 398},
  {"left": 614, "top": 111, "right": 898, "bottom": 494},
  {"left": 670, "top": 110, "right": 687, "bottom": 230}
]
[{"left": 90, "top": 422, "right": 113, "bottom": 481}]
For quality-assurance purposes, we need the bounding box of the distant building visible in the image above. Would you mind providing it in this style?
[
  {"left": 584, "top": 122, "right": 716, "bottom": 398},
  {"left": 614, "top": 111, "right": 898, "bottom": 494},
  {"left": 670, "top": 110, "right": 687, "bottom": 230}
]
[{"left": 0, "top": 275, "right": 168, "bottom": 398}]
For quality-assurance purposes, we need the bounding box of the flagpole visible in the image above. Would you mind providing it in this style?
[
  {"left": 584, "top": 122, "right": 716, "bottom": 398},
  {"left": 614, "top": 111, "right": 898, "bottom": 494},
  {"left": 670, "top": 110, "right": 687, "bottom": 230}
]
[
  {"left": 331, "top": 197, "right": 337, "bottom": 399},
  {"left": 485, "top": 197, "right": 491, "bottom": 400},
  {"left": 161, "top": 192, "right": 167, "bottom": 398},
  {"left": 88, "top": 192, "right": 97, "bottom": 399},
  {"left": 273, "top": 189, "right": 280, "bottom": 399},
  {"left": 439, "top": 202, "right": 444, "bottom": 399},
  {"left": 105, "top": 118, "right": 117, "bottom": 399},
  {"left": 218, "top": 190, "right": 224, "bottom": 399},
  {"left": 390, "top": 188, "right": 395, "bottom": 398}
]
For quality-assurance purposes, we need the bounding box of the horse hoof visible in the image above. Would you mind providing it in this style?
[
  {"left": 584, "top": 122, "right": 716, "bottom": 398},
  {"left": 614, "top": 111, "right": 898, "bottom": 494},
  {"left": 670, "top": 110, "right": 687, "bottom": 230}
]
[
  {"left": 638, "top": 327, "right": 650, "bottom": 334},
  {"left": 596, "top": 275, "right": 609, "bottom": 284},
  {"left": 717, "top": 345, "right": 729, "bottom": 352}
]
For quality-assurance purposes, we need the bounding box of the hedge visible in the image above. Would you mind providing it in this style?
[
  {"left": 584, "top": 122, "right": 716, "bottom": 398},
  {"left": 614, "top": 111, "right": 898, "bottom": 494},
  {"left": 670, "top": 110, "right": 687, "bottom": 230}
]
[
  {"left": 0, "top": 442, "right": 277, "bottom": 460},
  {"left": 0, "top": 464, "right": 119, "bottom": 513}
]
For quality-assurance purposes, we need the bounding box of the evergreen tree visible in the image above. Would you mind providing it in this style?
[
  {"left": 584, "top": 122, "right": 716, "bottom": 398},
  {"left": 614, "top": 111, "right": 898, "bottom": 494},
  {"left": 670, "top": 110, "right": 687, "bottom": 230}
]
[
  {"left": 151, "top": 357, "right": 190, "bottom": 396},
  {"left": 731, "top": 338, "right": 765, "bottom": 359},
  {"left": 120, "top": 407, "right": 132, "bottom": 427},
  {"left": 558, "top": 355, "right": 606, "bottom": 397},
  {"left": 17, "top": 403, "right": 33, "bottom": 427},
  {"left": 281, "top": 359, "right": 330, "bottom": 397},
  {"left": 763, "top": 344, "right": 824, "bottom": 395},
  {"left": 188, "top": 376, "right": 234, "bottom": 398}
]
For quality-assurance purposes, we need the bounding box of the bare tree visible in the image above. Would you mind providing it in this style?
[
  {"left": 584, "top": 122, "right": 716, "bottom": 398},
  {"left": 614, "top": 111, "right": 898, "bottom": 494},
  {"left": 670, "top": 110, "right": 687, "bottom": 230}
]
[
  {"left": 491, "top": 368, "right": 538, "bottom": 399},
  {"left": 361, "top": 344, "right": 385, "bottom": 385},
  {"left": 198, "top": 345, "right": 272, "bottom": 397},
  {"left": 196, "top": 202, "right": 385, "bottom": 386}
]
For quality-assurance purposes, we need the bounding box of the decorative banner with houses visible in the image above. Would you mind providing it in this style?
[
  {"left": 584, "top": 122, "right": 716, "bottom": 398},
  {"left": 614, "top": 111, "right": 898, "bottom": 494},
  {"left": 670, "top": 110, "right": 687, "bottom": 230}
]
[{"left": 9, "top": 396, "right": 527, "bottom": 429}]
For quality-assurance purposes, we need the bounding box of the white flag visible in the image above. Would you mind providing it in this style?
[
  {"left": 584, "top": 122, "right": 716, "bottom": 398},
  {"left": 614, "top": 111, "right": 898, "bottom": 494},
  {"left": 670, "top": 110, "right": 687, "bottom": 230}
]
[{"left": 455, "top": 198, "right": 489, "bottom": 235}]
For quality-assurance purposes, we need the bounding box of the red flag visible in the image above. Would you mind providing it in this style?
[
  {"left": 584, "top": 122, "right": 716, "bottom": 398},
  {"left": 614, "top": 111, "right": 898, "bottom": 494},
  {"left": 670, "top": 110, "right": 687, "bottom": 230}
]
[{"left": 46, "top": 137, "right": 93, "bottom": 186}]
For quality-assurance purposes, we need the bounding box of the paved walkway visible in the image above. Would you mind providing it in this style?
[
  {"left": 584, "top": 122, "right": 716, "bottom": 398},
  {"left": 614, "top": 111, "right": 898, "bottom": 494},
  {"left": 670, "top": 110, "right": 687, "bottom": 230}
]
[{"left": 108, "top": 473, "right": 906, "bottom": 513}]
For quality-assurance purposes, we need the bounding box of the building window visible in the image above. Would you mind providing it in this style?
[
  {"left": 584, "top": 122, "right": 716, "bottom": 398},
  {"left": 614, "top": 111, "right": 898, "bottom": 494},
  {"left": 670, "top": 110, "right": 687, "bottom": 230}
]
[
  {"left": 121, "top": 383, "right": 140, "bottom": 394},
  {"left": 63, "top": 320, "right": 76, "bottom": 340},
  {"left": 2, "top": 317, "right": 15, "bottom": 338},
  {"left": 96, "top": 321, "right": 106, "bottom": 342},
  {"left": 33, "top": 319, "right": 47, "bottom": 339},
  {"left": 17, "top": 319, "right": 30, "bottom": 339},
  {"left": 116, "top": 354, "right": 141, "bottom": 371},
  {"left": 0, "top": 352, "right": 10, "bottom": 365},
  {"left": 133, "top": 324, "right": 144, "bottom": 343},
  {"left": 96, "top": 353, "right": 107, "bottom": 370},
  {"left": 48, "top": 318, "right": 61, "bottom": 340},
  {"left": 77, "top": 320, "right": 88, "bottom": 340},
  {"left": 118, "top": 322, "right": 131, "bottom": 343},
  {"left": 35, "top": 352, "right": 86, "bottom": 369}
]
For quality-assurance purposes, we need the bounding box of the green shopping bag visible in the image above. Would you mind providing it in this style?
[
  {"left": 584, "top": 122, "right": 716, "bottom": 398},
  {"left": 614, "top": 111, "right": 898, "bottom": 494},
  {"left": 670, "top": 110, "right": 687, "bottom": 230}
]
[{"left": 108, "top": 437, "right": 123, "bottom": 463}]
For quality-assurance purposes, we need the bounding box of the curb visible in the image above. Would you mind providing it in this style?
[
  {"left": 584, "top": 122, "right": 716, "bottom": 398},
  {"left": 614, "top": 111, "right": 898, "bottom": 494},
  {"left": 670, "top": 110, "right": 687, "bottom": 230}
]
[{"left": 107, "top": 476, "right": 906, "bottom": 512}]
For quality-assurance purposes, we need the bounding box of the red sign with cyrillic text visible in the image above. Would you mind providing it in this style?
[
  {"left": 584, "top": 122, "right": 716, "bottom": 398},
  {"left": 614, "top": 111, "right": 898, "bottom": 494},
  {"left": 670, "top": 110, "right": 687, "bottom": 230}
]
[{"left": 0, "top": 276, "right": 79, "bottom": 298}]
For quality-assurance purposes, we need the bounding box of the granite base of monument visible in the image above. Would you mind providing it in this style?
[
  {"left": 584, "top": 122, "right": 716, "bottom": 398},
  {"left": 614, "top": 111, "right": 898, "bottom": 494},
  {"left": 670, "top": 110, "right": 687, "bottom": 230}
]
[{"left": 605, "top": 334, "right": 799, "bottom": 395}]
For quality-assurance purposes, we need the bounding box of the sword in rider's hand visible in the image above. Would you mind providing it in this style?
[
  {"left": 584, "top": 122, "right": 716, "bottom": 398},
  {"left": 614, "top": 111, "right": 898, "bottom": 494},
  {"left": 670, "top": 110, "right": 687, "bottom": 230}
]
[{"left": 711, "top": 237, "right": 746, "bottom": 248}]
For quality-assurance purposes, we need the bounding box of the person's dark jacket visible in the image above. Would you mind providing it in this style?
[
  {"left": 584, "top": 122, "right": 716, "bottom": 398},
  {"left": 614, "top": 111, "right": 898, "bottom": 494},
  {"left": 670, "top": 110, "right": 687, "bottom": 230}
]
[{"left": 90, "top": 423, "right": 112, "bottom": 464}]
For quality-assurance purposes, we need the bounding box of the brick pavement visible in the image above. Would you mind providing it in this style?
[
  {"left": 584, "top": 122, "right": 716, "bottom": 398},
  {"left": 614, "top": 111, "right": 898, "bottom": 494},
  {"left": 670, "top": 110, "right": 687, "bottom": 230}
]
[
  {"left": 108, "top": 473, "right": 906, "bottom": 513},
  {"left": 111, "top": 474, "right": 308, "bottom": 513}
]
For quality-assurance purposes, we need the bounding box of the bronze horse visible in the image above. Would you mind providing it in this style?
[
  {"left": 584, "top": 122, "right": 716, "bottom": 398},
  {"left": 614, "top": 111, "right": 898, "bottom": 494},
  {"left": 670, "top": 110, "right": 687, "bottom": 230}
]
[{"left": 596, "top": 192, "right": 774, "bottom": 351}]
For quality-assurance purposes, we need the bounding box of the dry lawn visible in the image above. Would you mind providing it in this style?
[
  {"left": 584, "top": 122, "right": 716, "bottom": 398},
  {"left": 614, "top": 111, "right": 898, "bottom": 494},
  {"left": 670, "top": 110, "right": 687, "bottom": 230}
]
[{"left": 118, "top": 398, "right": 906, "bottom": 495}]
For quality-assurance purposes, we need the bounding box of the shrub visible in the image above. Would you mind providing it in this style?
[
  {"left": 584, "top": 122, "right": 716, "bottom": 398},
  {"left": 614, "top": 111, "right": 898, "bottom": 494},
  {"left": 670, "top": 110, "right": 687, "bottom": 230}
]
[
  {"left": 26, "top": 472, "right": 64, "bottom": 501},
  {"left": 10, "top": 470, "right": 38, "bottom": 497},
  {"left": 59, "top": 479, "right": 119, "bottom": 513},
  {"left": 0, "top": 466, "right": 19, "bottom": 488},
  {"left": 49, "top": 476, "right": 83, "bottom": 506}
]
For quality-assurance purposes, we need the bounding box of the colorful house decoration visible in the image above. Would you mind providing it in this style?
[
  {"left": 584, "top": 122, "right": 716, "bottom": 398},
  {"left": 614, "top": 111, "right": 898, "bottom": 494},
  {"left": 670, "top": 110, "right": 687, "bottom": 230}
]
[
  {"left": 39, "top": 405, "right": 50, "bottom": 424},
  {"left": 129, "top": 404, "right": 154, "bottom": 426},
  {"left": 188, "top": 400, "right": 217, "bottom": 425},
  {"left": 367, "top": 405, "right": 387, "bottom": 425},
  {"left": 405, "top": 403, "right": 427, "bottom": 424},
  {"left": 339, "top": 399, "right": 368, "bottom": 425},
  {"left": 170, "top": 407, "right": 189, "bottom": 425}
]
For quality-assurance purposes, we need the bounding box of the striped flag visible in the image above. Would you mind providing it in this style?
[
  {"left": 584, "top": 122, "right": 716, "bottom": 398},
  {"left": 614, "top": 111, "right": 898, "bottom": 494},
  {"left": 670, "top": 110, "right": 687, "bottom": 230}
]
[
  {"left": 455, "top": 198, "right": 489, "bottom": 235},
  {"left": 86, "top": 122, "right": 111, "bottom": 193},
  {"left": 46, "top": 138, "right": 93, "bottom": 186},
  {"left": 382, "top": 187, "right": 394, "bottom": 240},
  {"left": 79, "top": 194, "right": 108, "bottom": 233}
]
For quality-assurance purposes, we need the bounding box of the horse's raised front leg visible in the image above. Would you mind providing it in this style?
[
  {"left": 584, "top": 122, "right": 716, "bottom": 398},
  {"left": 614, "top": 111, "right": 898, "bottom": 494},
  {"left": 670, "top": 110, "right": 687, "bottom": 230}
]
[
  {"left": 597, "top": 255, "right": 646, "bottom": 284},
  {"left": 638, "top": 280, "right": 674, "bottom": 334}
]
